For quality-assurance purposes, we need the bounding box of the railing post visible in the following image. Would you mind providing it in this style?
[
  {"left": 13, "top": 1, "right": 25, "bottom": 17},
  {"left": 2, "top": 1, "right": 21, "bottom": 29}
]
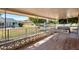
[
  {"left": 7, "top": 29, "right": 9, "bottom": 40},
  {"left": 4, "top": 9, "right": 7, "bottom": 40},
  {"left": 25, "top": 28, "right": 27, "bottom": 36}
]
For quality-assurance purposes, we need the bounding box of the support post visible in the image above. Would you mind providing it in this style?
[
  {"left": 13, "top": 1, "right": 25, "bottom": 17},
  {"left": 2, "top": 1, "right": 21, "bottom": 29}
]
[
  {"left": 4, "top": 9, "right": 7, "bottom": 40},
  {"left": 78, "top": 14, "right": 79, "bottom": 35}
]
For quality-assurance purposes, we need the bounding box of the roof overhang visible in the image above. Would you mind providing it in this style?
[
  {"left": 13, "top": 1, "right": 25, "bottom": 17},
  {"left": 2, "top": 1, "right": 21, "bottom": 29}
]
[{"left": 0, "top": 8, "right": 79, "bottom": 19}]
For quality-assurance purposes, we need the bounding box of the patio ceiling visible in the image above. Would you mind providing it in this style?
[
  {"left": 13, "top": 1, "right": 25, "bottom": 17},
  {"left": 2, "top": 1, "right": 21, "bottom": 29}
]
[{"left": 0, "top": 8, "right": 79, "bottom": 19}]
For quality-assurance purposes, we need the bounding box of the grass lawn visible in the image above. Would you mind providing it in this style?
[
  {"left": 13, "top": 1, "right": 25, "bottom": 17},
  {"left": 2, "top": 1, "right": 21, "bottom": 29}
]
[{"left": 0, "top": 27, "right": 40, "bottom": 40}]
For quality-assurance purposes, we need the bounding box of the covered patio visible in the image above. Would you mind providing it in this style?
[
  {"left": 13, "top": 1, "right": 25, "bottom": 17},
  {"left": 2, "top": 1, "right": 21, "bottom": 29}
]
[{"left": 0, "top": 8, "right": 79, "bottom": 50}]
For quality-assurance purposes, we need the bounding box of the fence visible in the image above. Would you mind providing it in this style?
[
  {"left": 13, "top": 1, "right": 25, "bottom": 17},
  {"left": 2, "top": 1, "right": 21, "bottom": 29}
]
[{"left": 0, "top": 27, "right": 55, "bottom": 50}]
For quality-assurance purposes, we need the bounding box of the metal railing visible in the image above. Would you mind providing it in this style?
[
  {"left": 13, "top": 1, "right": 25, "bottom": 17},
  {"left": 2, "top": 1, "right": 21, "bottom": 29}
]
[{"left": 0, "top": 27, "right": 55, "bottom": 50}]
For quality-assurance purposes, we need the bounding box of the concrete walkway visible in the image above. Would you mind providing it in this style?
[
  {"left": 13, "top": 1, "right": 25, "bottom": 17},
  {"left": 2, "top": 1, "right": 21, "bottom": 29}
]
[{"left": 20, "top": 33, "right": 79, "bottom": 50}]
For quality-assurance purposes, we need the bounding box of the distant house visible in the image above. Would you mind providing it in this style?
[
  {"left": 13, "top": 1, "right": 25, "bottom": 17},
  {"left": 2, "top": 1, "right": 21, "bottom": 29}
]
[
  {"left": 0, "top": 17, "right": 19, "bottom": 28},
  {"left": 23, "top": 20, "right": 36, "bottom": 28}
]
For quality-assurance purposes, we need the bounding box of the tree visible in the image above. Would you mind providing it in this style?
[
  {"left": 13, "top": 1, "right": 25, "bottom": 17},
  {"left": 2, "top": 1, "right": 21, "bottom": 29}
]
[
  {"left": 68, "top": 17, "right": 78, "bottom": 24},
  {"left": 29, "top": 17, "right": 46, "bottom": 25},
  {"left": 48, "top": 20, "right": 57, "bottom": 24},
  {"left": 59, "top": 19, "right": 67, "bottom": 24},
  {"left": 18, "top": 23, "right": 23, "bottom": 27},
  {"left": 0, "top": 14, "right": 2, "bottom": 16},
  {"left": 59, "top": 17, "right": 78, "bottom": 24}
]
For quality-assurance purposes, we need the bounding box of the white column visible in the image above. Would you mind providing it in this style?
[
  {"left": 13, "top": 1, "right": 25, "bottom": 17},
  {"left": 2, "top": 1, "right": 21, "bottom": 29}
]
[{"left": 46, "top": 19, "right": 49, "bottom": 23}]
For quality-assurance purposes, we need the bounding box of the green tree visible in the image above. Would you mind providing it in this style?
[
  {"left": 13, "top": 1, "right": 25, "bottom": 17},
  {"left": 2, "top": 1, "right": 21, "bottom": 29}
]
[
  {"left": 29, "top": 17, "right": 46, "bottom": 25},
  {"left": 68, "top": 17, "right": 78, "bottom": 24},
  {"left": 59, "top": 19, "right": 67, "bottom": 24},
  {"left": 59, "top": 17, "right": 78, "bottom": 24},
  {"left": 48, "top": 20, "right": 57, "bottom": 24},
  {"left": 18, "top": 23, "right": 23, "bottom": 27}
]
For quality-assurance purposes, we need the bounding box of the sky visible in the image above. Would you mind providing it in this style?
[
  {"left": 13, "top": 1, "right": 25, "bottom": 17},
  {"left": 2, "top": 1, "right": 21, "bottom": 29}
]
[{"left": 1, "top": 13, "right": 29, "bottom": 21}]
